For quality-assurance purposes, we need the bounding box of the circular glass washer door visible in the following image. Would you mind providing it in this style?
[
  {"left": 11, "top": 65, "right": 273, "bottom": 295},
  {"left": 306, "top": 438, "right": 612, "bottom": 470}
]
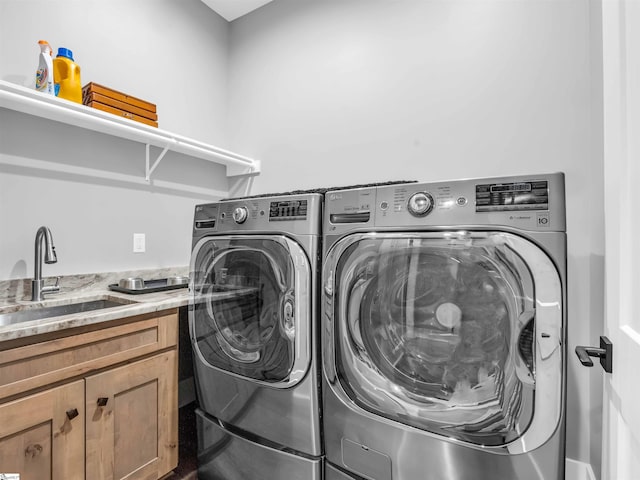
[
  {"left": 190, "top": 235, "right": 311, "bottom": 387},
  {"left": 324, "top": 231, "right": 563, "bottom": 451}
]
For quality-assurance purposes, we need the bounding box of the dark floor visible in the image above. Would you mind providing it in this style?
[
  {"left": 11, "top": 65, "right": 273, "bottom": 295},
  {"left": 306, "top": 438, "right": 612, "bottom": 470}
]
[{"left": 162, "top": 403, "right": 198, "bottom": 480}]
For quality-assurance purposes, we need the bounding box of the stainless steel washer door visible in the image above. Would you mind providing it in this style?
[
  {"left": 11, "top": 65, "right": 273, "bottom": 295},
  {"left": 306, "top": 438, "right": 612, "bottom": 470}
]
[
  {"left": 324, "top": 231, "right": 563, "bottom": 453},
  {"left": 191, "top": 235, "right": 311, "bottom": 387}
]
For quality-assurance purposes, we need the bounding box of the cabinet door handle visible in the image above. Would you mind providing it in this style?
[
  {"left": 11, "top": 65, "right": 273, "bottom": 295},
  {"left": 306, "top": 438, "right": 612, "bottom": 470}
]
[
  {"left": 97, "top": 397, "right": 109, "bottom": 407},
  {"left": 66, "top": 408, "right": 79, "bottom": 420}
]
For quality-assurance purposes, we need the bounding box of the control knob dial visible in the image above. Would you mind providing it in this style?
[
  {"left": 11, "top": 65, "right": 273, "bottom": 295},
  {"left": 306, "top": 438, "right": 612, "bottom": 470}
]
[
  {"left": 407, "top": 192, "right": 434, "bottom": 217},
  {"left": 232, "top": 206, "right": 248, "bottom": 224}
]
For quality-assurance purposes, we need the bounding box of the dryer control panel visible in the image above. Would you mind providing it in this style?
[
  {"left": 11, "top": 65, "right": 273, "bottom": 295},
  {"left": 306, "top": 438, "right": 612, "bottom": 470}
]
[
  {"left": 327, "top": 172, "right": 567, "bottom": 233},
  {"left": 475, "top": 180, "right": 548, "bottom": 212}
]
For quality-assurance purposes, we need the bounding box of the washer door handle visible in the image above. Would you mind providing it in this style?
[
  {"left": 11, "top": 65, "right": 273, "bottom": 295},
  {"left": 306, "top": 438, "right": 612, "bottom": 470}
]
[{"left": 575, "top": 336, "right": 613, "bottom": 373}]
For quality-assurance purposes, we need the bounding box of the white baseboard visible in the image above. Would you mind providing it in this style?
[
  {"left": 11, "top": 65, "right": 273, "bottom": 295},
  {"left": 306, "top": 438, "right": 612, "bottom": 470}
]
[{"left": 566, "top": 458, "right": 597, "bottom": 480}]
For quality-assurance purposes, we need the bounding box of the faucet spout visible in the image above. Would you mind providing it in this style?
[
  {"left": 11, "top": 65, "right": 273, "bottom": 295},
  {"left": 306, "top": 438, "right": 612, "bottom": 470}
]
[
  {"left": 43, "top": 227, "right": 57, "bottom": 263},
  {"left": 32, "top": 226, "right": 60, "bottom": 301}
]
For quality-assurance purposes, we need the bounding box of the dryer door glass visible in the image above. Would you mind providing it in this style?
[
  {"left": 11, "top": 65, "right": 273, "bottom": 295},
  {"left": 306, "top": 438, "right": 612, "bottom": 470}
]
[
  {"left": 191, "top": 236, "right": 310, "bottom": 384},
  {"left": 328, "top": 232, "right": 563, "bottom": 447}
]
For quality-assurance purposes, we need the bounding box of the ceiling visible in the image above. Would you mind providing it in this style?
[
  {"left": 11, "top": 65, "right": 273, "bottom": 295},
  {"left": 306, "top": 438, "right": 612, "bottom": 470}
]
[{"left": 201, "top": 0, "right": 274, "bottom": 22}]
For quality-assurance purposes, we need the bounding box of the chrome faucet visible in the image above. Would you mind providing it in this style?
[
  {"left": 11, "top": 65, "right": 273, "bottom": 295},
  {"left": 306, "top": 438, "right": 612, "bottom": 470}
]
[{"left": 31, "top": 226, "right": 60, "bottom": 301}]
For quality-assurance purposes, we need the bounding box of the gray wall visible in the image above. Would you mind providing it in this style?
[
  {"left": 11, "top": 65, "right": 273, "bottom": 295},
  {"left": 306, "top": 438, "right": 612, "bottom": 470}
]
[
  {"left": 227, "top": 0, "right": 604, "bottom": 475},
  {"left": 0, "top": 0, "right": 229, "bottom": 279}
]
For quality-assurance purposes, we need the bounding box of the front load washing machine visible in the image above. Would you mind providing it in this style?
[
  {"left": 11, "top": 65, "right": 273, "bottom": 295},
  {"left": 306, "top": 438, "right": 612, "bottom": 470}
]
[
  {"left": 322, "top": 173, "right": 566, "bottom": 480},
  {"left": 189, "top": 193, "right": 323, "bottom": 480}
]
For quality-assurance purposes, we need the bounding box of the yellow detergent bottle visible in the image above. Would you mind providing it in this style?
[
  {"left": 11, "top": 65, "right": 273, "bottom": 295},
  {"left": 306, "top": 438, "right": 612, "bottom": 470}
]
[{"left": 53, "top": 47, "right": 82, "bottom": 103}]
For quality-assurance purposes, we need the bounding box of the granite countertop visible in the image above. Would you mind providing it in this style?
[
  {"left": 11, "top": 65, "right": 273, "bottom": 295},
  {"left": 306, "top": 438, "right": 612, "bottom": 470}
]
[{"left": 0, "top": 267, "right": 190, "bottom": 342}]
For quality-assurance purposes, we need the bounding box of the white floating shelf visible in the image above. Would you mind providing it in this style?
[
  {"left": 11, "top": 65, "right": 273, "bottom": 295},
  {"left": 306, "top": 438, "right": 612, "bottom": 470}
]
[{"left": 0, "top": 80, "right": 260, "bottom": 179}]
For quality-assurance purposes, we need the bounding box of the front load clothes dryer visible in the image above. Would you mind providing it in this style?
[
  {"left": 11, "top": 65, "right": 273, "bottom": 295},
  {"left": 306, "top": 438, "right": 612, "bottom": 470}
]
[
  {"left": 322, "top": 173, "right": 566, "bottom": 480},
  {"left": 189, "top": 193, "right": 323, "bottom": 480}
]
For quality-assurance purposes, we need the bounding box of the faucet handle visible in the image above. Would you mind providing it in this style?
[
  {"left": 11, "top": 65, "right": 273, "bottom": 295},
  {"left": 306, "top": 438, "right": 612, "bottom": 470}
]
[{"left": 42, "top": 276, "right": 61, "bottom": 295}]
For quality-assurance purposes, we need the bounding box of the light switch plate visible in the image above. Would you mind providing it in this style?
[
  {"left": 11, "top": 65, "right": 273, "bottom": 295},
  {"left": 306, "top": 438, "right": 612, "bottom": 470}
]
[{"left": 133, "top": 233, "right": 145, "bottom": 253}]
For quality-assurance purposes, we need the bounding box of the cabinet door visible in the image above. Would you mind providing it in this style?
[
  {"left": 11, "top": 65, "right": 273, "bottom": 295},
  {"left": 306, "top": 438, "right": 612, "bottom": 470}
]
[
  {"left": 0, "top": 380, "right": 85, "bottom": 480},
  {"left": 85, "top": 351, "right": 178, "bottom": 480}
]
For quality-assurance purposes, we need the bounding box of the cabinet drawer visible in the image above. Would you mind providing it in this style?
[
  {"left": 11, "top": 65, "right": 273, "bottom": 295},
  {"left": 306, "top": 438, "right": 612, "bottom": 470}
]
[{"left": 0, "top": 310, "right": 178, "bottom": 400}]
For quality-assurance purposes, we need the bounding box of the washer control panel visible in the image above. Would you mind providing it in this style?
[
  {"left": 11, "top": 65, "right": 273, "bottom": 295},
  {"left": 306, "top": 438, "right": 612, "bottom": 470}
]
[
  {"left": 269, "top": 199, "right": 308, "bottom": 221},
  {"left": 193, "top": 194, "right": 321, "bottom": 239}
]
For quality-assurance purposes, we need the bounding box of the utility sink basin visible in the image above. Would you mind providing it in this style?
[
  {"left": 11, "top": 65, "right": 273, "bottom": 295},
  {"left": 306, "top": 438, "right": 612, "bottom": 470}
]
[{"left": 0, "top": 297, "right": 136, "bottom": 327}]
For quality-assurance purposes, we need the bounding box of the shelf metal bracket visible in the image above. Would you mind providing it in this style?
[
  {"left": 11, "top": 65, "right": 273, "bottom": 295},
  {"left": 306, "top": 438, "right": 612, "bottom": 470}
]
[
  {"left": 145, "top": 143, "right": 172, "bottom": 182},
  {"left": 226, "top": 159, "right": 262, "bottom": 177}
]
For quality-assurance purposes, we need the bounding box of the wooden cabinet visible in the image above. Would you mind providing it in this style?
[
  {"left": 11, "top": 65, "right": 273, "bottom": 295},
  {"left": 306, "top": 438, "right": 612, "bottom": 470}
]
[
  {"left": 86, "top": 351, "right": 177, "bottom": 480},
  {"left": 0, "top": 310, "right": 178, "bottom": 480},
  {"left": 0, "top": 380, "right": 84, "bottom": 479}
]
